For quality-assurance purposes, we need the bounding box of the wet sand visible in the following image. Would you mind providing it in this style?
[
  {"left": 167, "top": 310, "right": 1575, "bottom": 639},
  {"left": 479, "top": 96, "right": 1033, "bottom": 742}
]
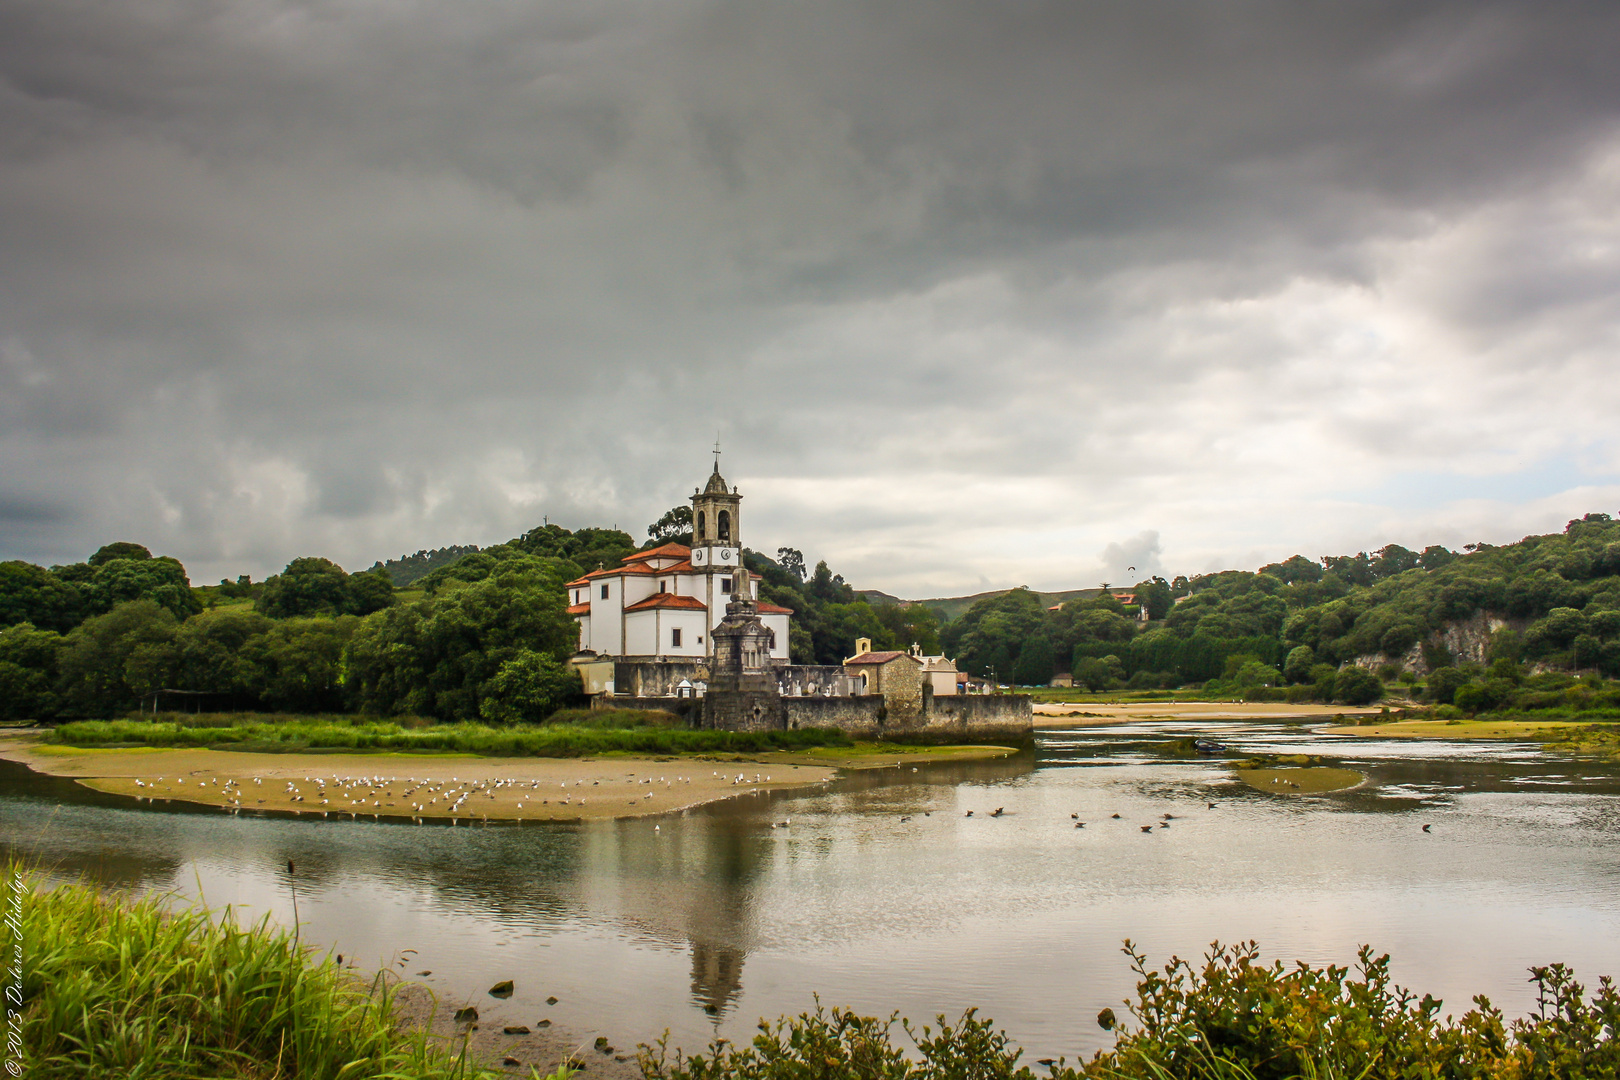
[
  {"left": 0, "top": 734, "right": 1015, "bottom": 822},
  {"left": 1034, "top": 701, "right": 1386, "bottom": 724}
]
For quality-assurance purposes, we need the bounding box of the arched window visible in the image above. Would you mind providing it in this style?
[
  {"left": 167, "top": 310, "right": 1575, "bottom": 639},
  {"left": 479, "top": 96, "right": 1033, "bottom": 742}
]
[
  {"left": 696, "top": 510, "right": 706, "bottom": 540},
  {"left": 717, "top": 510, "right": 731, "bottom": 541}
]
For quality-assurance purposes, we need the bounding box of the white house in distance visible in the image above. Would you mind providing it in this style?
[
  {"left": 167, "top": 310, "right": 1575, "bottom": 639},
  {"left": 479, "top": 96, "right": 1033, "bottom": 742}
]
[{"left": 565, "top": 462, "right": 793, "bottom": 661}]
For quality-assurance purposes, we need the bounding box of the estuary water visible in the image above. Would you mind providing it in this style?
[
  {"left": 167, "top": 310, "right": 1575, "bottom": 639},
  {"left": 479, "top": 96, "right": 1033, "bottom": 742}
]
[{"left": 5, "top": 720, "right": 1620, "bottom": 1062}]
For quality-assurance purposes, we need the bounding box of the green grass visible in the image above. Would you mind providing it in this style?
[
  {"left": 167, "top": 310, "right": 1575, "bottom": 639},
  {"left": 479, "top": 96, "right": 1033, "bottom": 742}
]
[
  {"left": 46, "top": 712, "right": 856, "bottom": 757},
  {"left": 12, "top": 864, "right": 567, "bottom": 1079}
]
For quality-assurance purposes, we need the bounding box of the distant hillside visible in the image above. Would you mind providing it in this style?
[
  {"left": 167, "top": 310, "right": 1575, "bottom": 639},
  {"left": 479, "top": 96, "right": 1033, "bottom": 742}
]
[
  {"left": 858, "top": 586, "right": 1109, "bottom": 623},
  {"left": 370, "top": 545, "right": 481, "bottom": 586}
]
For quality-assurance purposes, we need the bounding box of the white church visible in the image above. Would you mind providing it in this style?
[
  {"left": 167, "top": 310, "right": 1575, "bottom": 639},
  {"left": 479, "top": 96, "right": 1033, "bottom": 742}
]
[{"left": 565, "top": 462, "right": 793, "bottom": 661}]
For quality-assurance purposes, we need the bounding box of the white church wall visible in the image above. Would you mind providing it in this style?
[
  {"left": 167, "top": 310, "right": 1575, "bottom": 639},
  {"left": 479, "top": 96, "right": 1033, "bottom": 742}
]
[
  {"left": 762, "top": 612, "right": 790, "bottom": 660},
  {"left": 590, "top": 578, "right": 623, "bottom": 655}
]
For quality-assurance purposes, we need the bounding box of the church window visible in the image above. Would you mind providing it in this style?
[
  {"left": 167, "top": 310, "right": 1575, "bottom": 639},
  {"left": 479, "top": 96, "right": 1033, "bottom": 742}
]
[
  {"left": 672, "top": 628, "right": 683, "bottom": 647},
  {"left": 660, "top": 581, "right": 667, "bottom": 593},
  {"left": 721, "top": 577, "right": 733, "bottom": 593},
  {"left": 696, "top": 511, "right": 706, "bottom": 539},
  {"left": 600, "top": 584, "right": 609, "bottom": 599},
  {"left": 717, "top": 510, "right": 731, "bottom": 541}
]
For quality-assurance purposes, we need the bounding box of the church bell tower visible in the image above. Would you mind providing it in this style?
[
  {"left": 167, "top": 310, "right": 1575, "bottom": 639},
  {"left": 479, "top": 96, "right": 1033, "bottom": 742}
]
[{"left": 690, "top": 459, "right": 741, "bottom": 574}]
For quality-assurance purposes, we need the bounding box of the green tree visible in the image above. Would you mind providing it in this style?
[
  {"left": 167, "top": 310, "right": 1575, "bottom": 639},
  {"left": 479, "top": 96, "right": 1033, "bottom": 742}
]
[
  {"left": 86, "top": 556, "right": 202, "bottom": 621},
  {"left": 0, "top": 561, "right": 85, "bottom": 632},
  {"left": 256, "top": 557, "right": 352, "bottom": 618},
  {"left": 775, "top": 548, "right": 807, "bottom": 581},
  {"left": 1073, "top": 656, "right": 1116, "bottom": 691},
  {"left": 56, "top": 600, "right": 179, "bottom": 716},
  {"left": 0, "top": 622, "right": 64, "bottom": 720},
  {"left": 345, "top": 566, "right": 395, "bottom": 615},
  {"left": 345, "top": 562, "right": 576, "bottom": 721},
  {"left": 245, "top": 617, "right": 358, "bottom": 713},
  {"left": 479, "top": 650, "right": 581, "bottom": 723},
  {"left": 1334, "top": 665, "right": 1383, "bottom": 706},
  {"left": 1424, "top": 666, "right": 1470, "bottom": 706},
  {"left": 646, "top": 505, "right": 694, "bottom": 545},
  {"left": 1012, "top": 635, "right": 1056, "bottom": 686},
  {"left": 1283, "top": 645, "right": 1316, "bottom": 684},
  {"left": 88, "top": 542, "right": 153, "bottom": 566}
]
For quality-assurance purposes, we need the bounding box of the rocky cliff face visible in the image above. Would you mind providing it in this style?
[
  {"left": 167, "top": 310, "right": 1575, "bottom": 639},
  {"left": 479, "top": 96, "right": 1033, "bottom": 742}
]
[{"left": 1354, "top": 611, "right": 1526, "bottom": 674}]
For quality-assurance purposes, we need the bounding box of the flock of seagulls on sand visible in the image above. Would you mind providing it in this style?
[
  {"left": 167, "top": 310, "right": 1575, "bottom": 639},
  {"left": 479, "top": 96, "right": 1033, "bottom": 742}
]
[{"left": 127, "top": 768, "right": 798, "bottom": 824}]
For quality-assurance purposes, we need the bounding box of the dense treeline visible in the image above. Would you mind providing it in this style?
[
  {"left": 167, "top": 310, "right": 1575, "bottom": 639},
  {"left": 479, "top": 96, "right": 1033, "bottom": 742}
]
[
  {"left": 0, "top": 512, "right": 929, "bottom": 720},
  {"left": 10, "top": 512, "right": 1620, "bottom": 722},
  {"left": 939, "top": 514, "right": 1620, "bottom": 709}
]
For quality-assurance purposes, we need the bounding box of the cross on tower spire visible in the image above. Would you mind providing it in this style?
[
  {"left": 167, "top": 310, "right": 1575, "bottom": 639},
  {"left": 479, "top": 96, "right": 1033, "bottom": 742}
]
[{"left": 712, "top": 438, "right": 722, "bottom": 470}]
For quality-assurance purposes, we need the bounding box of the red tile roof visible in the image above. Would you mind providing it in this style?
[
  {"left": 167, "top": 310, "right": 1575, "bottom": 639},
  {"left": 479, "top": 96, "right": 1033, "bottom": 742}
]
[
  {"left": 757, "top": 601, "right": 795, "bottom": 614},
  {"left": 844, "top": 650, "right": 918, "bottom": 665},
  {"left": 623, "top": 593, "right": 708, "bottom": 613},
  {"left": 566, "top": 602, "right": 590, "bottom": 615},
  {"left": 565, "top": 577, "right": 591, "bottom": 588},
  {"left": 624, "top": 542, "right": 693, "bottom": 563}
]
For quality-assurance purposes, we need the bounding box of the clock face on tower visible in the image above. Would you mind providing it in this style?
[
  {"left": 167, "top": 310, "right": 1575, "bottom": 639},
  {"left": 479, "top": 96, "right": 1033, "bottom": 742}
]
[{"left": 716, "top": 547, "right": 736, "bottom": 563}]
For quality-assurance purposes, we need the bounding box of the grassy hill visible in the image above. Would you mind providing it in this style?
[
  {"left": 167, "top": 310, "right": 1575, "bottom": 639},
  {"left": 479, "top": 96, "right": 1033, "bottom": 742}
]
[{"left": 859, "top": 587, "right": 1107, "bottom": 623}]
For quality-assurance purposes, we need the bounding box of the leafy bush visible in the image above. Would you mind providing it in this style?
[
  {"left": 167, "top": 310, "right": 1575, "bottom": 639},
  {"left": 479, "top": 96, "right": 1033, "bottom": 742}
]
[{"left": 637, "top": 940, "right": 1620, "bottom": 1080}]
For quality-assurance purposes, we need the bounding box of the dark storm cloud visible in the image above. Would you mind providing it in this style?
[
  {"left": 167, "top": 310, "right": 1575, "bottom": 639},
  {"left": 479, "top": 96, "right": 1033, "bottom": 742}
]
[{"left": 1, "top": 1, "right": 1617, "bottom": 590}]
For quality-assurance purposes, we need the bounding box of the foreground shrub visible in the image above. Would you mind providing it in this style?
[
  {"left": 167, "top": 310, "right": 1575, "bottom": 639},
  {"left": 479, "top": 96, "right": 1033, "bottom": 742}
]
[{"left": 638, "top": 941, "right": 1620, "bottom": 1080}]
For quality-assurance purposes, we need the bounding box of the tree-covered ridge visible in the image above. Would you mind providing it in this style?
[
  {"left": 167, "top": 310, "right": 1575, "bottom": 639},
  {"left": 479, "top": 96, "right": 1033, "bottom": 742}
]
[
  {"left": 932, "top": 515, "right": 1620, "bottom": 701},
  {"left": 367, "top": 544, "right": 482, "bottom": 586}
]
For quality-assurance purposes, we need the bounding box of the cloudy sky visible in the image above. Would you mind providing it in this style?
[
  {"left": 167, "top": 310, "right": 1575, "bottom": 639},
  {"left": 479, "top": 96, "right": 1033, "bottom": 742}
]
[{"left": 3, "top": 1, "right": 1618, "bottom": 596}]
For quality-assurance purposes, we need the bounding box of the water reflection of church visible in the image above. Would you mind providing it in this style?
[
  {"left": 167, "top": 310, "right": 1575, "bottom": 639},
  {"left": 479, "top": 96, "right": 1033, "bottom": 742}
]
[{"left": 577, "top": 814, "right": 767, "bottom": 1017}]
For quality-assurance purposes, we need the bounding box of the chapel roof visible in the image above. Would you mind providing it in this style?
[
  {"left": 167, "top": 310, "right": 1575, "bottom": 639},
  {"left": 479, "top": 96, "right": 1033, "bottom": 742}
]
[
  {"left": 757, "top": 601, "right": 795, "bottom": 615},
  {"left": 623, "top": 593, "right": 708, "bottom": 613},
  {"left": 844, "top": 650, "right": 920, "bottom": 666},
  {"left": 624, "top": 542, "right": 693, "bottom": 563},
  {"left": 566, "top": 602, "right": 591, "bottom": 615}
]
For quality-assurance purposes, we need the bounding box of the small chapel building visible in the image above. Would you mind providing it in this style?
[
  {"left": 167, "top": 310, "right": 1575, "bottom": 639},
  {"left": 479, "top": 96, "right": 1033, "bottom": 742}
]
[{"left": 564, "top": 462, "right": 793, "bottom": 661}]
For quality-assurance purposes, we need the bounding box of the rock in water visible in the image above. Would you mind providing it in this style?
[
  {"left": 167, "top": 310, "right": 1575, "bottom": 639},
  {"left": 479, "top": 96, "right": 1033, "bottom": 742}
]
[
  {"left": 489, "top": 980, "right": 515, "bottom": 998},
  {"left": 545, "top": 995, "right": 559, "bottom": 1005},
  {"left": 454, "top": 1006, "right": 478, "bottom": 1023},
  {"left": 504, "top": 1025, "right": 530, "bottom": 1034},
  {"left": 1097, "top": 1007, "right": 1117, "bottom": 1031}
]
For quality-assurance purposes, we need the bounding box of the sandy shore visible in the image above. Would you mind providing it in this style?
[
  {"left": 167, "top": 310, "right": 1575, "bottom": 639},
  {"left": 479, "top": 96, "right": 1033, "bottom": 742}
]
[
  {"left": 1033, "top": 701, "right": 1386, "bottom": 724},
  {"left": 0, "top": 733, "right": 1015, "bottom": 822}
]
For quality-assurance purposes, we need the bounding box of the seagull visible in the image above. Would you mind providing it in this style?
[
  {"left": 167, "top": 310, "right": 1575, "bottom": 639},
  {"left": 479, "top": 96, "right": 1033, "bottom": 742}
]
[
  {"left": 1140, "top": 825, "right": 1154, "bottom": 833},
  {"left": 1074, "top": 822, "right": 1085, "bottom": 829},
  {"left": 1422, "top": 824, "right": 1432, "bottom": 833},
  {"left": 965, "top": 811, "right": 974, "bottom": 817}
]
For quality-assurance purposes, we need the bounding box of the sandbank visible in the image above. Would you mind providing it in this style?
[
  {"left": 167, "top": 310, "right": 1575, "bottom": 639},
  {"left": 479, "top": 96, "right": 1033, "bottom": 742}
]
[
  {"left": 1323, "top": 718, "right": 1592, "bottom": 740},
  {"left": 1234, "top": 766, "right": 1366, "bottom": 795},
  {"left": 1034, "top": 701, "right": 1385, "bottom": 725},
  {"left": 0, "top": 733, "right": 1016, "bottom": 822}
]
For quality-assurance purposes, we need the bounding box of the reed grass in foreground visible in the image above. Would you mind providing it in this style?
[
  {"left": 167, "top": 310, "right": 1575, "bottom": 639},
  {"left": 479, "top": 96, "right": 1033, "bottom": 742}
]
[
  {"left": 46, "top": 713, "right": 855, "bottom": 757},
  {"left": 14, "top": 866, "right": 568, "bottom": 1080}
]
